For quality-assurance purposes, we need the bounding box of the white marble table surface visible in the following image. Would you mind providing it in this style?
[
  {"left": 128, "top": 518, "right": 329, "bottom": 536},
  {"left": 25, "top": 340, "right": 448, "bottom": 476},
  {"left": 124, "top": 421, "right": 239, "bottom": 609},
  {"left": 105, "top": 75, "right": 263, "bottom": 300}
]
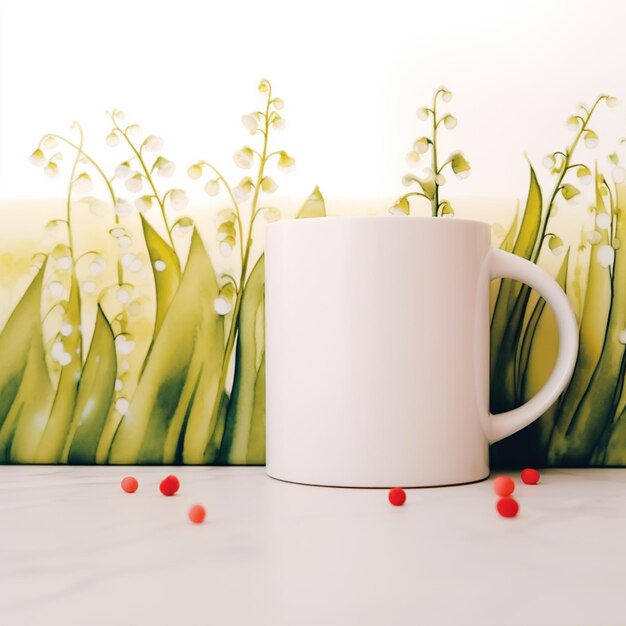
[{"left": 1, "top": 466, "right": 625, "bottom": 626}]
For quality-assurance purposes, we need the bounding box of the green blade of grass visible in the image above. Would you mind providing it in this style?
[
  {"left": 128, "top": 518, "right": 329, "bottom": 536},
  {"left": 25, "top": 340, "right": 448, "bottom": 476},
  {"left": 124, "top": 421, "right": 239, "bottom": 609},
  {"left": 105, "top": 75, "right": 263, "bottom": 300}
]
[
  {"left": 550, "top": 182, "right": 626, "bottom": 464},
  {"left": 61, "top": 304, "right": 116, "bottom": 463},
  {"left": 141, "top": 215, "right": 181, "bottom": 339},
  {"left": 0, "top": 261, "right": 53, "bottom": 462},
  {"left": 548, "top": 171, "right": 613, "bottom": 463},
  {"left": 34, "top": 275, "right": 82, "bottom": 462},
  {"left": 490, "top": 165, "right": 541, "bottom": 386},
  {"left": 218, "top": 188, "right": 327, "bottom": 464},
  {"left": 217, "top": 254, "right": 265, "bottom": 464},
  {"left": 108, "top": 229, "right": 223, "bottom": 464}
]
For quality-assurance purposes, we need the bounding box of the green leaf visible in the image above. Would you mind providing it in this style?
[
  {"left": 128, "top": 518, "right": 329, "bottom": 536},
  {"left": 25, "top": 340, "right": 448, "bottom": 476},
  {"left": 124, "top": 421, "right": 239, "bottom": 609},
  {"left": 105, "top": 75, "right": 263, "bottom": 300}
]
[
  {"left": 0, "top": 261, "right": 54, "bottom": 462},
  {"left": 548, "top": 170, "right": 614, "bottom": 463},
  {"left": 34, "top": 275, "right": 82, "bottom": 462},
  {"left": 108, "top": 229, "right": 224, "bottom": 464},
  {"left": 218, "top": 188, "right": 327, "bottom": 464},
  {"left": 62, "top": 305, "right": 117, "bottom": 463},
  {"left": 218, "top": 255, "right": 265, "bottom": 464},
  {"left": 490, "top": 164, "right": 542, "bottom": 395},
  {"left": 550, "top": 182, "right": 626, "bottom": 464},
  {"left": 295, "top": 186, "right": 326, "bottom": 218},
  {"left": 141, "top": 215, "right": 181, "bottom": 339}
]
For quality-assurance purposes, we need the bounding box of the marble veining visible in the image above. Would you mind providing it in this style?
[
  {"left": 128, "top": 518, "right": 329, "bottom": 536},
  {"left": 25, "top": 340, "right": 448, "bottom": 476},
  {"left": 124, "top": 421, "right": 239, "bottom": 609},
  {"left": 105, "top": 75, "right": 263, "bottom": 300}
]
[{"left": 1, "top": 467, "right": 625, "bottom": 626}]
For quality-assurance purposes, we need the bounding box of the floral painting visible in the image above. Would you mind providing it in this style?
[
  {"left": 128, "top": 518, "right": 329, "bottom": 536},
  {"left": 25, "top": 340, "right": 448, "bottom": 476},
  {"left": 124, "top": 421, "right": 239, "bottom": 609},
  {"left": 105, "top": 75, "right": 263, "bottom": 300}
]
[{"left": 1, "top": 79, "right": 625, "bottom": 467}]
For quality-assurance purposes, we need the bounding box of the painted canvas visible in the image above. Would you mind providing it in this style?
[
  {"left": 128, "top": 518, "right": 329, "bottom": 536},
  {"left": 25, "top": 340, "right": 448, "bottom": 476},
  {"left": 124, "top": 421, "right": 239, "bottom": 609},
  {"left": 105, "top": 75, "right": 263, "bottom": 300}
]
[{"left": 1, "top": 0, "right": 625, "bottom": 466}]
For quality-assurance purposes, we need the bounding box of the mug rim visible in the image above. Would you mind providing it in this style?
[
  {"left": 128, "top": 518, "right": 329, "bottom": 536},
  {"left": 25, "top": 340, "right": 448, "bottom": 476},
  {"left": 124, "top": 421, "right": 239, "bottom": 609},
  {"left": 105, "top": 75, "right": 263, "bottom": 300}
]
[{"left": 268, "top": 215, "right": 491, "bottom": 229}]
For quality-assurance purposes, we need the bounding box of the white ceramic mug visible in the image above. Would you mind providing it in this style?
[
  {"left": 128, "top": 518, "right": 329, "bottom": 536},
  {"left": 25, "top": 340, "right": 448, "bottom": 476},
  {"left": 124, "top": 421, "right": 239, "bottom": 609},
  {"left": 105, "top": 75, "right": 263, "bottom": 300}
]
[{"left": 265, "top": 217, "right": 578, "bottom": 487}]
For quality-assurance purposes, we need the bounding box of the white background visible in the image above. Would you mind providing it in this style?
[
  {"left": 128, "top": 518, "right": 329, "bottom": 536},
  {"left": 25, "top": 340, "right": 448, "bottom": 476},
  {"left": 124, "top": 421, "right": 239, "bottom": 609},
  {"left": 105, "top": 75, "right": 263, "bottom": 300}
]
[{"left": 1, "top": 0, "right": 625, "bottom": 211}]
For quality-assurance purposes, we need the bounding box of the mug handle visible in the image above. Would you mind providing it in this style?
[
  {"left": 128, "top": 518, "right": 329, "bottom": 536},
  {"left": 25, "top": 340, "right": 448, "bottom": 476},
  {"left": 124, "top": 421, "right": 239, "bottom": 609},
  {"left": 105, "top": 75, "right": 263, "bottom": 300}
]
[{"left": 485, "top": 249, "right": 579, "bottom": 443}]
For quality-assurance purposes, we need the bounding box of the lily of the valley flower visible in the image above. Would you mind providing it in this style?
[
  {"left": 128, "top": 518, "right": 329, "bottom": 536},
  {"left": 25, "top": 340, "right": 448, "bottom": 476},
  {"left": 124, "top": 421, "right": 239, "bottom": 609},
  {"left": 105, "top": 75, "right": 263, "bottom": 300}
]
[
  {"left": 561, "top": 183, "right": 581, "bottom": 202},
  {"left": 442, "top": 114, "right": 457, "bottom": 129},
  {"left": 261, "top": 176, "right": 278, "bottom": 193},
  {"left": 241, "top": 114, "right": 259, "bottom": 133},
  {"left": 72, "top": 172, "right": 94, "bottom": 194},
  {"left": 115, "top": 162, "right": 133, "bottom": 179},
  {"left": 612, "top": 166, "right": 626, "bottom": 183},
  {"left": 596, "top": 212, "right": 612, "bottom": 230},
  {"left": 219, "top": 236, "right": 235, "bottom": 256},
  {"left": 262, "top": 207, "right": 281, "bottom": 222},
  {"left": 187, "top": 163, "right": 203, "bottom": 180},
  {"left": 434, "top": 173, "right": 446, "bottom": 186},
  {"left": 217, "top": 221, "right": 236, "bottom": 242},
  {"left": 583, "top": 130, "right": 599, "bottom": 149},
  {"left": 44, "top": 161, "right": 59, "bottom": 178},
  {"left": 233, "top": 146, "right": 254, "bottom": 169},
  {"left": 406, "top": 151, "right": 421, "bottom": 166},
  {"left": 106, "top": 132, "right": 120, "bottom": 147},
  {"left": 271, "top": 114, "right": 286, "bottom": 130},
  {"left": 416, "top": 107, "right": 429, "bottom": 121},
  {"left": 143, "top": 135, "right": 164, "bottom": 152},
  {"left": 548, "top": 234, "right": 565, "bottom": 255},
  {"left": 204, "top": 179, "right": 220, "bottom": 196},
  {"left": 233, "top": 176, "right": 254, "bottom": 202},
  {"left": 272, "top": 98, "right": 284, "bottom": 110},
  {"left": 542, "top": 154, "right": 556, "bottom": 170},
  {"left": 277, "top": 151, "right": 296, "bottom": 172},
  {"left": 125, "top": 173, "right": 143, "bottom": 192},
  {"left": 126, "top": 124, "right": 142, "bottom": 136},
  {"left": 440, "top": 88, "right": 453, "bottom": 102},
  {"left": 576, "top": 165, "right": 592, "bottom": 185},
  {"left": 173, "top": 217, "right": 193, "bottom": 232},
  {"left": 389, "top": 197, "right": 410, "bottom": 216},
  {"left": 154, "top": 156, "right": 175, "bottom": 177},
  {"left": 135, "top": 195, "right": 154, "bottom": 213},
  {"left": 213, "top": 283, "right": 236, "bottom": 316},
  {"left": 42, "top": 136, "right": 58, "bottom": 149},
  {"left": 451, "top": 152, "right": 471, "bottom": 179},
  {"left": 89, "top": 257, "right": 106, "bottom": 275},
  {"left": 566, "top": 116, "right": 580, "bottom": 131},
  {"left": 597, "top": 244, "right": 615, "bottom": 268},
  {"left": 258, "top": 79, "right": 270, "bottom": 93},
  {"left": 29, "top": 149, "right": 46, "bottom": 166},
  {"left": 169, "top": 189, "right": 189, "bottom": 210},
  {"left": 606, "top": 96, "right": 619, "bottom": 108},
  {"left": 115, "top": 198, "right": 132, "bottom": 216},
  {"left": 414, "top": 137, "right": 430, "bottom": 154},
  {"left": 440, "top": 201, "right": 454, "bottom": 215}
]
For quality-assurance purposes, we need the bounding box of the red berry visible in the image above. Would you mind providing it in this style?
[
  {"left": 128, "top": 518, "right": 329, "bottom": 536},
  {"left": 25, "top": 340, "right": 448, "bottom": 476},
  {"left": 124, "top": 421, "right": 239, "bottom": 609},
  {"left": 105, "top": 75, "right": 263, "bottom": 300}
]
[
  {"left": 188, "top": 504, "right": 206, "bottom": 524},
  {"left": 159, "top": 474, "right": 180, "bottom": 496},
  {"left": 521, "top": 468, "right": 540, "bottom": 485},
  {"left": 496, "top": 497, "right": 519, "bottom": 518},
  {"left": 492, "top": 476, "right": 515, "bottom": 497},
  {"left": 121, "top": 476, "right": 138, "bottom": 493},
  {"left": 388, "top": 487, "right": 406, "bottom": 506}
]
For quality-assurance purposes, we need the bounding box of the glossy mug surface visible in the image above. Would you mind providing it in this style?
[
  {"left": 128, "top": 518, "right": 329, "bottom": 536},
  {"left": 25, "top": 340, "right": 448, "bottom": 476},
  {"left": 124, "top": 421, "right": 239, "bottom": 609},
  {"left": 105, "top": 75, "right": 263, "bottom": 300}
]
[{"left": 265, "top": 217, "right": 578, "bottom": 487}]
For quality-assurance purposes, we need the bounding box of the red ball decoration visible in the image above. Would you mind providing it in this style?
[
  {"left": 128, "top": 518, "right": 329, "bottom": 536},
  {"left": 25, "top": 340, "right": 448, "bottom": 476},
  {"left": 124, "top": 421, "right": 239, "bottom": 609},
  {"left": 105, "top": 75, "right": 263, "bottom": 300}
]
[
  {"left": 521, "top": 468, "right": 541, "bottom": 485},
  {"left": 121, "top": 476, "right": 139, "bottom": 493},
  {"left": 492, "top": 476, "right": 515, "bottom": 497},
  {"left": 496, "top": 497, "right": 519, "bottom": 518},
  {"left": 388, "top": 487, "right": 406, "bottom": 506},
  {"left": 188, "top": 504, "right": 206, "bottom": 524},
  {"left": 159, "top": 474, "right": 180, "bottom": 496}
]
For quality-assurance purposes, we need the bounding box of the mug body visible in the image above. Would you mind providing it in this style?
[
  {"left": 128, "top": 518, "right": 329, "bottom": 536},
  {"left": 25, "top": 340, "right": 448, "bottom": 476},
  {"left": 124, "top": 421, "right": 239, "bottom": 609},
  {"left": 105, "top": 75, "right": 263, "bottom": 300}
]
[{"left": 265, "top": 217, "right": 492, "bottom": 487}]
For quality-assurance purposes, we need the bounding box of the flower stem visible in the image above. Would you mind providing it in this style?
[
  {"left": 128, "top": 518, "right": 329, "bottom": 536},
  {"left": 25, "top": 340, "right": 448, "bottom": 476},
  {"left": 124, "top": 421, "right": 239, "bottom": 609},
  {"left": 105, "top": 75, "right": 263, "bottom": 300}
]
[
  {"left": 199, "top": 161, "right": 245, "bottom": 268},
  {"left": 431, "top": 91, "right": 440, "bottom": 217},
  {"left": 533, "top": 95, "right": 606, "bottom": 263},
  {"left": 205, "top": 83, "right": 273, "bottom": 456},
  {"left": 108, "top": 114, "right": 177, "bottom": 255}
]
